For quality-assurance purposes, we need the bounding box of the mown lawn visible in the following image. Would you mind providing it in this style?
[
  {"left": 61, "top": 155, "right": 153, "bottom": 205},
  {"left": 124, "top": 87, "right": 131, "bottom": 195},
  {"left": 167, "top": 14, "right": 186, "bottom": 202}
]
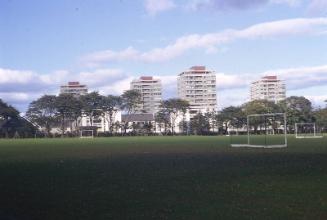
[{"left": 0, "top": 136, "right": 326, "bottom": 220}]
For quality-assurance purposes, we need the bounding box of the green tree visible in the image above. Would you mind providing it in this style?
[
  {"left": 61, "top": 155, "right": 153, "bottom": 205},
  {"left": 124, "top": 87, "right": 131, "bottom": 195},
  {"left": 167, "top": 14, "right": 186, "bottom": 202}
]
[
  {"left": 101, "top": 95, "right": 122, "bottom": 134},
  {"left": 160, "top": 98, "right": 190, "bottom": 135},
  {"left": 121, "top": 90, "right": 142, "bottom": 114},
  {"left": 279, "top": 96, "right": 314, "bottom": 132},
  {"left": 314, "top": 108, "right": 327, "bottom": 133},
  {"left": 0, "top": 99, "right": 36, "bottom": 138},
  {"left": 144, "top": 122, "right": 154, "bottom": 135},
  {"left": 2, "top": 116, "right": 37, "bottom": 138},
  {"left": 205, "top": 110, "right": 218, "bottom": 133},
  {"left": 80, "top": 92, "right": 103, "bottom": 127},
  {"left": 113, "top": 121, "right": 121, "bottom": 134},
  {"left": 55, "top": 94, "right": 82, "bottom": 136},
  {"left": 0, "top": 99, "right": 19, "bottom": 121},
  {"left": 26, "top": 95, "right": 58, "bottom": 136},
  {"left": 218, "top": 106, "right": 245, "bottom": 134},
  {"left": 67, "top": 96, "right": 83, "bottom": 135},
  {"left": 243, "top": 100, "right": 281, "bottom": 115},
  {"left": 154, "top": 110, "right": 170, "bottom": 135},
  {"left": 243, "top": 100, "right": 282, "bottom": 133},
  {"left": 190, "top": 113, "right": 210, "bottom": 135},
  {"left": 0, "top": 99, "right": 20, "bottom": 137}
]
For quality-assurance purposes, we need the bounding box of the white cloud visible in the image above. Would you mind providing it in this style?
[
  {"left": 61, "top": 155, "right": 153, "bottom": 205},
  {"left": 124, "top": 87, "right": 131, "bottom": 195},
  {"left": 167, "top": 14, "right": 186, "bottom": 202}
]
[
  {"left": 214, "top": 65, "right": 327, "bottom": 92},
  {"left": 217, "top": 88, "right": 250, "bottom": 109},
  {"left": 1, "top": 64, "right": 327, "bottom": 111},
  {"left": 216, "top": 73, "right": 254, "bottom": 90},
  {"left": 187, "top": 0, "right": 267, "bottom": 11},
  {"left": 214, "top": 65, "right": 327, "bottom": 107},
  {"left": 0, "top": 69, "right": 36, "bottom": 84},
  {"left": 205, "top": 46, "right": 219, "bottom": 54},
  {"left": 263, "top": 65, "right": 327, "bottom": 90},
  {"left": 80, "top": 17, "right": 327, "bottom": 66},
  {"left": 307, "top": 0, "right": 327, "bottom": 15},
  {"left": 96, "top": 76, "right": 134, "bottom": 95},
  {"left": 270, "top": 0, "right": 301, "bottom": 7},
  {"left": 0, "top": 92, "right": 35, "bottom": 102},
  {"left": 0, "top": 67, "right": 130, "bottom": 111},
  {"left": 80, "top": 47, "right": 140, "bottom": 68},
  {"left": 77, "top": 69, "right": 125, "bottom": 87},
  {"left": 304, "top": 95, "right": 327, "bottom": 107},
  {"left": 186, "top": 0, "right": 301, "bottom": 11},
  {"left": 144, "top": 0, "right": 176, "bottom": 16}
]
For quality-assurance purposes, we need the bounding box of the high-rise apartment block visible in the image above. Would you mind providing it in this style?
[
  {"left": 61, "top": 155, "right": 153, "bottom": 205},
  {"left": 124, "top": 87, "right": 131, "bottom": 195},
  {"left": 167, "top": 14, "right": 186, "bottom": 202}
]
[
  {"left": 130, "top": 76, "right": 162, "bottom": 114},
  {"left": 177, "top": 66, "right": 217, "bottom": 116},
  {"left": 250, "top": 76, "right": 286, "bottom": 103},
  {"left": 60, "top": 82, "right": 88, "bottom": 97}
]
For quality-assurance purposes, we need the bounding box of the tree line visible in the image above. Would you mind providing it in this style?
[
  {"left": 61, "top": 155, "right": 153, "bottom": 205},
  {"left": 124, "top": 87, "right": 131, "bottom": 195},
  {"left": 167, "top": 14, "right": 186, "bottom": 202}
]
[
  {"left": 25, "top": 92, "right": 327, "bottom": 137},
  {"left": 0, "top": 99, "right": 37, "bottom": 138},
  {"left": 190, "top": 97, "right": 327, "bottom": 135},
  {"left": 0, "top": 91, "right": 326, "bottom": 138},
  {"left": 23, "top": 90, "right": 191, "bottom": 137},
  {"left": 25, "top": 90, "right": 136, "bottom": 137}
]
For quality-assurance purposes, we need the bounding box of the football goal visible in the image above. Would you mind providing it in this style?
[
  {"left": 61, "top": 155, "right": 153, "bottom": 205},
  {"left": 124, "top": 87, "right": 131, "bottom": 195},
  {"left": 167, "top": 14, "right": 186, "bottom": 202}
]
[
  {"left": 231, "top": 113, "right": 287, "bottom": 148},
  {"left": 295, "top": 123, "right": 323, "bottom": 139},
  {"left": 80, "top": 130, "right": 94, "bottom": 138}
]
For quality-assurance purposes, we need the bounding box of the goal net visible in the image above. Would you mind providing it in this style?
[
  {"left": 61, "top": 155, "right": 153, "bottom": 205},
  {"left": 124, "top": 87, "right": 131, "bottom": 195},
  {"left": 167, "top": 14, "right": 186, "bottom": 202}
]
[
  {"left": 80, "top": 130, "right": 94, "bottom": 138},
  {"left": 231, "top": 113, "right": 287, "bottom": 148},
  {"left": 295, "top": 123, "right": 323, "bottom": 139}
]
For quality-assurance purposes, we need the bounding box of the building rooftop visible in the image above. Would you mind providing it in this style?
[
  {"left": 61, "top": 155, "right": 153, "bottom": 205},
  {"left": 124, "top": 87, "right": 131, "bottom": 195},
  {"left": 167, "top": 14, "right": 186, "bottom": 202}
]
[
  {"left": 179, "top": 66, "right": 213, "bottom": 76},
  {"left": 68, "top": 82, "right": 80, "bottom": 86},
  {"left": 190, "top": 66, "right": 206, "bottom": 71},
  {"left": 140, "top": 76, "right": 153, "bottom": 80},
  {"left": 61, "top": 82, "right": 87, "bottom": 88},
  {"left": 262, "top": 76, "right": 277, "bottom": 80}
]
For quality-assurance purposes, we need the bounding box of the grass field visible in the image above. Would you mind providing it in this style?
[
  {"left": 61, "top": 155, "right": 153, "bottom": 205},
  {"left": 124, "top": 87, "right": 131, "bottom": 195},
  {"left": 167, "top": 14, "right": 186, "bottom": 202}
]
[{"left": 0, "top": 135, "right": 326, "bottom": 220}]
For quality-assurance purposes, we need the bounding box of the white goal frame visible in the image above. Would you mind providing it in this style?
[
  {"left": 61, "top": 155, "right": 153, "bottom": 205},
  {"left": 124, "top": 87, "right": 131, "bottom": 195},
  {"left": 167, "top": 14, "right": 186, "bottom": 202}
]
[
  {"left": 80, "top": 130, "right": 94, "bottom": 138},
  {"left": 295, "top": 123, "right": 323, "bottom": 139},
  {"left": 231, "top": 113, "right": 287, "bottom": 148}
]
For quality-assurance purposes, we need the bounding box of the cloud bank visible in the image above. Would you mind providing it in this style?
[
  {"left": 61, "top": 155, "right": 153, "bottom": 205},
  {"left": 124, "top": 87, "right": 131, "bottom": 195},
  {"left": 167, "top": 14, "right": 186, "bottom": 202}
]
[
  {"left": 307, "top": 0, "right": 327, "bottom": 15},
  {"left": 144, "top": 0, "right": 176, "bottom": 15},
  {"left": 0, "top": 68, "right": 131, "bottom": 110},
  {"left": 80, "top": 17, "right": 327, "bottom": 67},
  {"left": 1, "top": 64, "right": 326, "bottom": 111},
  {"left": 188, "top": 0, "right": 269, "bottom": 11}
]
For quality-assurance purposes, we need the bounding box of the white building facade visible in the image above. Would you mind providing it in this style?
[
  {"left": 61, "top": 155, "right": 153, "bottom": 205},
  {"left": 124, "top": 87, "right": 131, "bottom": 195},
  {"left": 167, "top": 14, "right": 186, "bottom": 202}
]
[
  {"left": 79, "top": 111, "right": 122, "bottom": 133},
  {"left": 130, "top": 76, "right": 162, "bottom": 114},
  {"left": 60, "top": 82, "right": 88, "bottom": 97},
  {"left": 177, "top": 66, "right": 217, "bottom": 117},
  {"left": 250, "top": 76, "right": 286, "bottom": 103}
]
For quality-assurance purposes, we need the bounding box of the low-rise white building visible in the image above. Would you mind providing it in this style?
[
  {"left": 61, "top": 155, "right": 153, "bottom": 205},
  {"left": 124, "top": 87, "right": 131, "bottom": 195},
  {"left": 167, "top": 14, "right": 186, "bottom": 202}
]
[
  {"left": 79, "top": 111, "right": 122, "bottom": 133},
  {"left": 118, "top": 111, "right": 191, "bottom": 135}
]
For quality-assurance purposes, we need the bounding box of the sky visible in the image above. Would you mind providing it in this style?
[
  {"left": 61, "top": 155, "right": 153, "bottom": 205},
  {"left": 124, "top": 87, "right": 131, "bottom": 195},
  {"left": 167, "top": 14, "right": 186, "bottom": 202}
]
[{"left": 0, "top": 0, "right": 327, "bottom": 112}]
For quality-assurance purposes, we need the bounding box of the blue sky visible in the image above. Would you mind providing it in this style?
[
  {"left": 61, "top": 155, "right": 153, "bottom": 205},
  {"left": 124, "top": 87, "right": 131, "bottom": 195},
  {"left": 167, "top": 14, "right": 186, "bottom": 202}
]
[{"left": 1, "top": 0, "right": 327, "bottom": 111}]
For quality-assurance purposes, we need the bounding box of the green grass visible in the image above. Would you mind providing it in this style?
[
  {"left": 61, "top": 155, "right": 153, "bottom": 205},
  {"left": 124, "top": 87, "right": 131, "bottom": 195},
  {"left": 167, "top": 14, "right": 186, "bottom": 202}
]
[{"left": 0, "top": 136, "right": 327, "bottom": 220}]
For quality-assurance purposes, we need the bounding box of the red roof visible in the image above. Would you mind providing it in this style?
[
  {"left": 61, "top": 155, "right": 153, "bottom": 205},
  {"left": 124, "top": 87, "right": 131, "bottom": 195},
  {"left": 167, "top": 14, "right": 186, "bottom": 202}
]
[
  {"left": 140, "top": 76, "right": 153, "bottom": 80},
  {"left": 68, "top": 82, "right": 80, "bottom": 85},
  {"left": 190, "top": 66, "right": 206, "bottom": 71},
  {"left": 262, "top": 76, "right": 277, "bottom": 80}
]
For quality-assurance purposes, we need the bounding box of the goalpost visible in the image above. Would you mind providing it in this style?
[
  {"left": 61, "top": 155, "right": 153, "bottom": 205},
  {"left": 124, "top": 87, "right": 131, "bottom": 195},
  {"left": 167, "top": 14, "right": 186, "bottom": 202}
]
[
  {"left": 295, "top": 123, "right": 323, "bottom": 139},
  {"left": 80, "top": 130, "right": 94, "bottom": 138},
  {"left": 231, "top": 113, "right": 287, "bottom": 148}
]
